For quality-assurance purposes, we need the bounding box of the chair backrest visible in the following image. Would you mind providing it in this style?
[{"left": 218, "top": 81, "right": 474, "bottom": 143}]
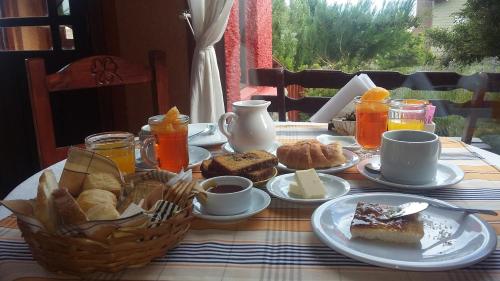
[
  {"left": 248, "top": 68, "right": 500, "bottom": 143},
  {"left": 26, "top": 50, "right": 169, "bottom": 168}
]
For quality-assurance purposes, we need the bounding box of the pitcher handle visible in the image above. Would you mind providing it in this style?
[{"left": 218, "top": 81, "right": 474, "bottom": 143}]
[
  {"left": 140, "top": 136, "right": 158, "bottom": 168},
  {"left": 218, "top": 112, "right": 238, "bottom": 139}
]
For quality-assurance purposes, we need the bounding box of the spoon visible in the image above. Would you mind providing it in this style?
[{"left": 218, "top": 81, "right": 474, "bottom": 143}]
[
  {"left": 381, "top": 202, "right": 498, "bottom": 220},
  {"left": 188, "top": 124, "right": 216, "bottom": 140},
  {"left": 365, "top": 162, "right": 381, "bottom": 174}
]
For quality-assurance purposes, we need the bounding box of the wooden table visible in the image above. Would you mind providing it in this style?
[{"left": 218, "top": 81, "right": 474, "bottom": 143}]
[{"left": 1, "top": 122, "right": 500, "bottom": 280}]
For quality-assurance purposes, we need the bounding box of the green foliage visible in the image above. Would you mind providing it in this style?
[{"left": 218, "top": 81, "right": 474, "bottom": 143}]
[
  {"left": 426, "top": 0, "right": 500, "bottom": 65},
  {"left": 272, "top": 0, "right": 433, "bottom": 71}
]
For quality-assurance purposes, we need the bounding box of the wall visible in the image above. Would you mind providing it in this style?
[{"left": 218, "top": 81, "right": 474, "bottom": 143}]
[
  {"left": 433, "top": 0, "right": 467, "bottom": 29},
  {"left": 101, "top": 0, "right": 191, "bottom": 132}
]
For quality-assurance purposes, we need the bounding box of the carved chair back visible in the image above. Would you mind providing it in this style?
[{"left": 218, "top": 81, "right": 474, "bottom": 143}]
[
  {"left": 26, "top": 50, "right": 168, "bottom": 168},
  {"left": 248, "top": 68, "right": 500, "bottom": 144}
]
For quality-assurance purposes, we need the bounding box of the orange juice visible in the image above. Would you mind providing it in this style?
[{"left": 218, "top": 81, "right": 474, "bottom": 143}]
[
  {"left": 355, "top": 98, "right": 389, "bottom": 150},
  {"left": 149, "top": 113, "right": 189, "bottom": 173},
  {"left": 85, "top": 132, "right": 136, "bottom": 175},
  {"left": 388, "top": 119, "right": 424, "bottom": 130}
]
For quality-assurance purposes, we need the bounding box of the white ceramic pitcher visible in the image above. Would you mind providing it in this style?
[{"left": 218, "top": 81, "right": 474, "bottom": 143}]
[{"left": 218, "top": 100, "right": 276, "bottom": 152}]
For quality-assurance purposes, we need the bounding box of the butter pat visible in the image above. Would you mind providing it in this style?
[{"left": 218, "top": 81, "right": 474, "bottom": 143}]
[
  {"left": 288, "top": 181, "right": 303, "bottom": 198},
  {"left": 292, "top": 169, "right": 326, "bottom": 199}
]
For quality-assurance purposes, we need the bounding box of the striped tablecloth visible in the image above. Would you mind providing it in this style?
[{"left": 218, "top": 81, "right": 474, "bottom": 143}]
[{"left": 1, "top": 122, "right": 500, "bottom": 280}]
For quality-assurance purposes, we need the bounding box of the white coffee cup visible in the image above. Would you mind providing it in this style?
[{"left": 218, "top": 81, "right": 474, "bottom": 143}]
[
  {"left": 380, "top": 130, "right": 441, "bottom": 185},
  {"left": 199, "top": 176, "right": 253, "bottom": 216},
  {"left": 218, "top": 100, "right": 276, "bottom": 152}
]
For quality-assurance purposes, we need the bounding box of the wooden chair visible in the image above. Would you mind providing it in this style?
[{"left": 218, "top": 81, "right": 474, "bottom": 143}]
[
  {"left": 26, "top": 50, "right": 169, "bottom": 168},
  {"left": 249, "top": 68, "right": 500, "bottom": 144}
]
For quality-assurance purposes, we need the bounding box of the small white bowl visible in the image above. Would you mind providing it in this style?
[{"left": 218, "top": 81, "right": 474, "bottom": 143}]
[{"left": 200, "top": 176, "right": 253, "bottom": 216}]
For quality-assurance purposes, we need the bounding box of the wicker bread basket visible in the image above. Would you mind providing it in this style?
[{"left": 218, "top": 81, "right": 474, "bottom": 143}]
[{"left": 16, "top": 172, "right": 196, "bottom": 275}]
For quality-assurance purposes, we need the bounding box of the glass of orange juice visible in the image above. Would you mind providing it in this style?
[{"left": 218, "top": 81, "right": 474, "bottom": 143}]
[
  {"left": 388, "top": 99, "right": 426, "bottom": 131},
  {"left": 141, "top": 114, "right": 189, "bottom": 173},
  {"left": 354, "top": 96, "right": 390, "bottom": 153},
  {"left": 85, "top": 132, "right": 136, "bottom": 175}
]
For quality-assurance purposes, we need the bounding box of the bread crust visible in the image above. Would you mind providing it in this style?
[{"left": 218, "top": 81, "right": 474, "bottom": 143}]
[{"left": 277, "top": 140, "right": 346, "bottom": 169}]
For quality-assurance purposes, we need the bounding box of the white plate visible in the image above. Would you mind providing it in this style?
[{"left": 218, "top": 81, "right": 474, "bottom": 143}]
[
  {"left": 266, "top": 173, "right": 350, "bottom": 204},
  {"left": 188, "top": 123, "right": 227, "bottom": 147},
  {"left": 311, "top": 192, "right": 497, "bottom": 271},
  {"left": 136, "top": 145, "right": 211, "bottom": 170},
  {"left": 221, "top": 141, "right": 281, "bottom": 154},
  {"left": 193, "top": 188, "right": 271, "bottom": 222},
  {"left": 316, "top": 134, "right": 360, "bottom": 150},
  {"left": 277, "top": 149, "right": 360, "bottom": 174},
  {"left": 357, "top": 156, "right": 464, "bottom": 190}
]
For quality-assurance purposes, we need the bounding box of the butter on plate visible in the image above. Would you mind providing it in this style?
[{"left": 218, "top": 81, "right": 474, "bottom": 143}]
[{"left": 288, "top": 169, "right": 326, "bottom": 199}]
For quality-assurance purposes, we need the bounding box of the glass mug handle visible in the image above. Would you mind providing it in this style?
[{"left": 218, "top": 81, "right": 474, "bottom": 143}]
[{"left": 140, "top": 136, "right": 158, "bottom": 168}]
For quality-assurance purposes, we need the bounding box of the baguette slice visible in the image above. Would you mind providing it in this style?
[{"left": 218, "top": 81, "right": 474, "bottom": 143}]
[
  {"left": 52, "top": 188, "right": 87, "bottom": 225},
  {"left": 350, "top": 202, "right": 424, "bottom": 244},
  {"left": 211, "top": 150, "right": 278, "bottom": 175},
  {"left": 35, "top": 170, "right": 59, "bottom": 233}
]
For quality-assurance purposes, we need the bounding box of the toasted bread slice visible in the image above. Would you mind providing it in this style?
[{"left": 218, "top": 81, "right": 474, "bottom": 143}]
[
  {"left": 201, "top": 159, "right": 275, "bottom": 182},
  {"left": 350, "top": 202, "right": 424, "bottom": 244},
  {"left": 211, "top": 150, "right": 278, "bottom": 175}
]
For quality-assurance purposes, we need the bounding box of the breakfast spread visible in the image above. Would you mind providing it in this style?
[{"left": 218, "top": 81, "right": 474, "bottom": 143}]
[
  {"left": 277, "top": 139, "right": 346, "bottom": 170},
  {"left": 350, "top": 202, "right": 424, "bottom": 244},
  {"left": 288, "top": 169, "right": 326, "bottom": 199},
  {"left": 201, "top": 150, "right": 278, "bottom": 182}
]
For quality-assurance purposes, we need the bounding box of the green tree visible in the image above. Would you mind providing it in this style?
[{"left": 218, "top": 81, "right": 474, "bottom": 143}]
[{"left": 426, "top": 0, "right": 500, "bottom": 65}]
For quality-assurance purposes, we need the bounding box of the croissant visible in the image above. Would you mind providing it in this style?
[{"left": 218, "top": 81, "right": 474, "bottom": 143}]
[{"left": 277, "top": 140, "right": 346, "bottom": 169}]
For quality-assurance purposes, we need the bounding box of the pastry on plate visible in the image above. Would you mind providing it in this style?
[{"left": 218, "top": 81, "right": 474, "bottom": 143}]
[
  {"left": 277, "top": 139, "right": 346, "bottom": 170},
  {"left": 350, "top": 202, "right": 424, "bottom": 244}
]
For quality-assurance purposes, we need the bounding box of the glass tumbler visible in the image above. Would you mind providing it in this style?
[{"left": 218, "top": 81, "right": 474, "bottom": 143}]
[
  {"left": 388, "top": 99, "right": 427, "bottom": 131},
  {"left": 85, "top": 132, "right": 136, "bottom": 175},
  {"left": 141, "top": 114, "right": 189, "bottom": 173},
  {"left": 354, "top": 96, "right": 390, "bottom": 152}
]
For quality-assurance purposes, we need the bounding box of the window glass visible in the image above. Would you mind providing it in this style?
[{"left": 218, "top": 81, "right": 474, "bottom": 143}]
[
  {"left": 0, "top": 26, "right": 52, "bottom": 51},
  {"left": 59, "top": 25, "right": 74, "bottom": 50},
  {"left": 0, "top": 0, "right": 48, "bottom": 18},
  {"left": 57, "top": 0, "right": 70, "bottom": 16}
]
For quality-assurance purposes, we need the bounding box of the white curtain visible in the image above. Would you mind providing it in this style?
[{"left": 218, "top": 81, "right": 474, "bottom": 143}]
[{"left": 188, "top": 0, "right": 234, "bottom": 123}]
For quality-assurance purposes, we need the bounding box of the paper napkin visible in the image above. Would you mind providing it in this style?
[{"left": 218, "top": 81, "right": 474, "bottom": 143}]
[{"left": 309, "top": 74, "right": 376, "bottom": 122}]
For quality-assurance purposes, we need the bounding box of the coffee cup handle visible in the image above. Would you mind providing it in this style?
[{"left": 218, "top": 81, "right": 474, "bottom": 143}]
[
  {"left": 218, "top": 112, "right": 238, "bottom": 139},
  {"left": 140, "top": 136, "right": 158, "bottom": 168}
]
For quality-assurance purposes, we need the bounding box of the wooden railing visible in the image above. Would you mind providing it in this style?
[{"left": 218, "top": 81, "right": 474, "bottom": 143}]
[{"left": 248, "top": 68, "right": 500, "bottom": 143}]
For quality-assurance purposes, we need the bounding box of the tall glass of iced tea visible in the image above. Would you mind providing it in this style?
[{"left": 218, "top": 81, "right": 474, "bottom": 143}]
[
  {"left": 141, "top": 114, "right": 189, "bottom": 173},
  {"left": 354, "top": 96, "right": 390, "bottom": 153}
]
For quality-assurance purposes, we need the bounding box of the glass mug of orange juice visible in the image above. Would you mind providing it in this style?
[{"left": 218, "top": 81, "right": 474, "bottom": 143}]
[
  {"left": 354, "top": 96, "right": 390, "bottom": 152},
  {"left": 388, "top": 99, "right": 426, "bottom": 131},
  {"left": 85, "top": 132, "right": 136, "bottom": 175},
  {"left": 140, "top": 114, "right": 189, "bottom": 173}
]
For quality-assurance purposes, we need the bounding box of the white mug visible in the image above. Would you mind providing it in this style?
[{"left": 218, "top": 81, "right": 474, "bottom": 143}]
[
  {"left": 380, "top": 130, "right": 441, "bottom": 185},
  {"left": 218, "top": 100, "right": 275, "bottom": 152},
  {"left": 199, "top": 176, "right": 253, "bottom": 216}
]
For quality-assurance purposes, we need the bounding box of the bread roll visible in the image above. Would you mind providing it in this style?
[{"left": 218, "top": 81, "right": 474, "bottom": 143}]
[
  {"left": 277, "top": 140, "right": 346, "bottom": 169},
  {"left": 83, "top": 172, "right": 121, "bottom": 196},
  {"left": 52, "top": 188, "right": 87, "bottom": 225},
  {"left": 35, "top": 170, "right": 59, "bottom": 233},
  {"left": 76, "top": 189, "right": 117, "bottom": 213},
  {"left": 86, "top": 204, "right": 120, "bottom": 221}
]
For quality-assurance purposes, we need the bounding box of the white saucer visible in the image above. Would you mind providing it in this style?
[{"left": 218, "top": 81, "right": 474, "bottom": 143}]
[
  {"left": 311, "top": 192, "right": 497, "bottom": 271},
  {"left": 188, "top": 123, "right": 227, "bottom": 147},
  {"left": 316, "top": 134, "right": 360, "bottom": 151},
  {"left": 193, "top": 188, "right": 271, "bottom": 222},
  {"left": 277, "top": 149, "right": 359, "bottom": 174},
  {"left": 266, "top": 173, "right": 350, "bottom": 204},
  {"left": 221, "top": 141, "right": 281, "bottom": 154},
  {"left": 136, "top": 145, "right": 211, "bottom": 170},
  {"left": 357, "top": 156, "right": 465, "bottom": 190}
]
